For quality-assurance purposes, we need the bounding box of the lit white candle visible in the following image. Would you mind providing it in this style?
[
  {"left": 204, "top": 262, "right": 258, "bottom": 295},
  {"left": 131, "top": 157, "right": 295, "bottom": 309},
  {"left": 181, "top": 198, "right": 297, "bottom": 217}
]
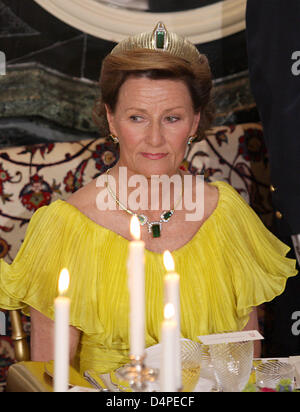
[
  {"left": 163, "top": 251, "right": 181, "bottom": 390},
  {"left": 54, "top": 268, "right": 70, "bottom": 393},
  {"left": 127, "top": 215, "right": 145, "bottom": 358},
  {"left": 160, "top": 303, "right": 177, "bottom": 392}
]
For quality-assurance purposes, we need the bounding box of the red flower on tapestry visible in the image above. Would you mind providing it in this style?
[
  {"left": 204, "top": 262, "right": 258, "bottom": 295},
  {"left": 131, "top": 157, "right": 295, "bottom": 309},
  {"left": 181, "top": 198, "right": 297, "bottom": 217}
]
[
  {"left": 179, "top": 160, "right": 199, "bottom": 176},
  {"left": 179, "top": 160, "right": 190, "bottom": 172},
  {"left": 92, "top": 142, "right": 119, "bottom": 174},
  {"left": 238, "top": 128, "right": 268, "bottom": 163},
  {"left": 0, "top": 165, "right": 11, "bottom": 185},
  {"left": 64, "top": 171, "right": 76, "bottom": 193},
  {"left": 63, "top": 160, "right": 87, "bottom": 193},
  {"left": 215, "top": 129, "right": 229, "bottom": 146},
  {"left": 19, "top": 174, "right": 52, "bottom": 211},
  {"left": 18, "top": 143, "right": 55, "bottom": 159},
  {"left": 0, "top": 163, "right": 13, "bottom": 203},
  {"left": 0, "top": 238, "right": 11, "bottom": 259}
]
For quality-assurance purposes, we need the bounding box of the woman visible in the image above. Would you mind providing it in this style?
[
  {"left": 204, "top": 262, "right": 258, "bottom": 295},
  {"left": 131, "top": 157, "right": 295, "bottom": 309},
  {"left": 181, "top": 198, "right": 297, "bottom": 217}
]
[{"left": 0, "top": 23, "right": 298, "bottom": 376}]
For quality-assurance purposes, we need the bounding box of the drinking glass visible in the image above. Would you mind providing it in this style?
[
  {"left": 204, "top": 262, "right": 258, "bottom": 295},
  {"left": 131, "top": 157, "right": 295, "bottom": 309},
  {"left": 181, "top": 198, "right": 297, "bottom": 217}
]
[
  {"left": 198, "top": 344, "right": 222, "bottom": 391},
  {"left": 208, "top": 340, "right": 254, "bottom": 392},
  {"left": 255, "top": 361, "right": 295, "bottom": 390},
  {"left": 180, "top": 339, "right": 202, "bottom": 391}
]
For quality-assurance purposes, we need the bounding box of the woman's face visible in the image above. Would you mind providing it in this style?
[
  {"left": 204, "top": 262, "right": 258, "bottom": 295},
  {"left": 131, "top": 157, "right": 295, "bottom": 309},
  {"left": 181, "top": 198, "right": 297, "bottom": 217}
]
[{"left": 106, "top": 76, "right": 200, "bottom": 177}]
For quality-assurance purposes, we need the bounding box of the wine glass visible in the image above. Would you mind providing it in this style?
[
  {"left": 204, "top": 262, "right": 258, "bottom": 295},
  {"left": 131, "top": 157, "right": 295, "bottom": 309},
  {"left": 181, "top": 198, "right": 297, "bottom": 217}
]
[
  {"left": 198, "top": 344, "right": 222, "bottom": 391},
  {"left": 180, "top": 339, "right": 203, "bottom": 391},
  {"left": 208, "top": 340, "right": 254, "bottom": 392},
  {"left": 255, "top": 360, "right": 296, "bottom": 390}
]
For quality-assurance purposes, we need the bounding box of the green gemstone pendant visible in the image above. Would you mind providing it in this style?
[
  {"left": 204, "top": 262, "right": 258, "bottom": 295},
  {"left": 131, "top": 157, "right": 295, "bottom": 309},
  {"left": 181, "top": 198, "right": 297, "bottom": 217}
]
[
  {"left": 145, "top": 209, "right": 175, "bottom": 238},
  {"left": 161, "top": 210, "right": 174, "bottom": 222},
  {"left": 151, "top": 224, "right": 161, "bottom": 238},
  {"left": 148, "top": 222, "right": 162, "bottom": 238}
]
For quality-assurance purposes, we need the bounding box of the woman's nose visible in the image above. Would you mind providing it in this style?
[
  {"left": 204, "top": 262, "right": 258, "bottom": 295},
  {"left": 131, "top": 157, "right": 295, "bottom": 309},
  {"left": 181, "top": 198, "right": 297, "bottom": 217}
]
[{"left": 145, "top": 122, "right": 165, "bottom": 147}]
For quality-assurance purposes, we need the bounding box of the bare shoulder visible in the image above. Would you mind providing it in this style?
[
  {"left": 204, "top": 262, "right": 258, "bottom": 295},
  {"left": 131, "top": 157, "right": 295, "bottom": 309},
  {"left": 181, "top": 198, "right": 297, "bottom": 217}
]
[
  {"left": 65, "top": 179, "right": 98, "bottom": 214},
  {"left": 180, "top": 171, "right": 219, "bottom": 216},
  {"left": 65, "top": 178, "right": 113, "bottom": 225},
  {"left": 203, "top": 180, "right": 219, "bottom": 217}
]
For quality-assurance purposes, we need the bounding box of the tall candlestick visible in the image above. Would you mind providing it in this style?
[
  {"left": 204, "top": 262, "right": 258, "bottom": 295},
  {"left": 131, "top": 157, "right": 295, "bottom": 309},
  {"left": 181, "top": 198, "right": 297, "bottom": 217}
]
[
  {"left": 160, "top": 303, "right": 177, "bottom": 392},
  {"left": 163, "top": 250, "right": 181, "bottom": 390},
  {"left": 127, "top": 215, "right": 145, "bottom": 358},
  {"left": 54, "top": 268, "right": 70, "bottom": 392}
]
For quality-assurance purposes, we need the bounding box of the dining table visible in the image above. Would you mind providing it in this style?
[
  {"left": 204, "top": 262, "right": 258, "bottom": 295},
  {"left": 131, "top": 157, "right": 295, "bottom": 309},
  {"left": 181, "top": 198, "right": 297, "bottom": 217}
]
[{"left": 5, "top": 356, "right": 300, "bottom": 392}]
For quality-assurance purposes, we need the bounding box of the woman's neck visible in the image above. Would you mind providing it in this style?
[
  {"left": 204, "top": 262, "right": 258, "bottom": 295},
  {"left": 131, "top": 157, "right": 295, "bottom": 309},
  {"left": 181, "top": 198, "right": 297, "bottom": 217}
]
[{"left": 106, "top": 165, "right": 188, "bottom": 217}]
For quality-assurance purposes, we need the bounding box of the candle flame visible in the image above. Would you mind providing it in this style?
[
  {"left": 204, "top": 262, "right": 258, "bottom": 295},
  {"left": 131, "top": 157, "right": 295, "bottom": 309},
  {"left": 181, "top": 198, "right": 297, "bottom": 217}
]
[
  {"left": 130, "top": 215, "right": 140, "bottom": 240},
  {"left": 163, "top": 250, "right": 175, "bottom": 272},
  {"left": 164, "top": 303, "right": 175, "bottom": 320},
  {"left": 58, "top": 268, "right": 70, "bottom": 296}
]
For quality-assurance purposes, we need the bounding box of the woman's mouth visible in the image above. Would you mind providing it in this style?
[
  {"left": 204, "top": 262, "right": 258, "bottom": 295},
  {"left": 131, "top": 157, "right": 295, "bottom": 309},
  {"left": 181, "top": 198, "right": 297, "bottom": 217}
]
[{"left": 141, "top": 153, "right": 168, "bottom": 160}]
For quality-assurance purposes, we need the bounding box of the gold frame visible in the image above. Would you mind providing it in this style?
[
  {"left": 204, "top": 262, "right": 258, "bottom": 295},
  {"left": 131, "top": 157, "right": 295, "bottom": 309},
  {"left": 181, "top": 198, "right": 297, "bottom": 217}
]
[{"left": 33, "top": 0, "right": 246, "bottom": 44}]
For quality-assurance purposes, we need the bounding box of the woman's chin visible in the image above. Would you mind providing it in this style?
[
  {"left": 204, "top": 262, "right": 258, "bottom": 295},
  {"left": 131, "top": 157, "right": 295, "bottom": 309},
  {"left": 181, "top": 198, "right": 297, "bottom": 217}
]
[
  {"left": 132, "top": 157, "right": 181, "bottom": 177},
  {"left": 135, "top": 165, "right": 178, "bottom": 178},
  {"left": 116, "top": 157, "right": 182, "bottom": 178}
]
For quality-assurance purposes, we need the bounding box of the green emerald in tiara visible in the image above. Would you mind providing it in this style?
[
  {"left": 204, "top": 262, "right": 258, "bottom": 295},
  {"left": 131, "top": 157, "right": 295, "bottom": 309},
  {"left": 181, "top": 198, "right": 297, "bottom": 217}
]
[
  {"left": 156, "top": 30, "right": 165, "bottom": 49},
  {"left": 154, "top": 22, "right": 167, "bottom": 50}
]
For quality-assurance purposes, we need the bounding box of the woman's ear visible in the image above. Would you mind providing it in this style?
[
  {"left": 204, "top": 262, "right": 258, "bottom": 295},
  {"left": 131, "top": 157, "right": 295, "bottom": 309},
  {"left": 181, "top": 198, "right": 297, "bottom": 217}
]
[
  {"left": 105, "top": 104, "right": 116, "bottom": 135},
  {"left": 192, "top": 112, "right": 201, "bottom": 135}
]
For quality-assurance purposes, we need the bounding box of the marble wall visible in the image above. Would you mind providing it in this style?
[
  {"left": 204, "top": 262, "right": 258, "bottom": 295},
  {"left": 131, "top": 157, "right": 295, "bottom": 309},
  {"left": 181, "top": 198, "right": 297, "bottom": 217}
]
[{"left": 0, "top": 0, "right": 258, "bottom": 148}]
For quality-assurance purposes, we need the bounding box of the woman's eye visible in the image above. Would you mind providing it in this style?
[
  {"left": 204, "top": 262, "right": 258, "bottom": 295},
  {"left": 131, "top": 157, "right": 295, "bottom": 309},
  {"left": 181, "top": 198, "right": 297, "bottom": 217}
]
[
  {"left": 130, "top": 115, "right": 143, "bottom": 122},
  {"left": 166, "top": 116, "right": 180, "bottom": 123}
]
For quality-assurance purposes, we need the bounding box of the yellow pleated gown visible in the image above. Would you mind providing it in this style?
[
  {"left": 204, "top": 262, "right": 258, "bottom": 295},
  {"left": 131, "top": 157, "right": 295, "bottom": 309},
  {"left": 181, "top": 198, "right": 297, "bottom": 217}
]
[{"left": 0, "top": 181, "right": 297, "bottom": 375}]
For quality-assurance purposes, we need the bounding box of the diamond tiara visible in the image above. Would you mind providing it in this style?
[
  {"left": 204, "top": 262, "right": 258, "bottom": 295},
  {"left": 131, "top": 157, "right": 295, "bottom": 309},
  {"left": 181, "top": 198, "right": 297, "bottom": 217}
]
[{"left": 110, "top": 22, "right": 201, "bottom": 63}]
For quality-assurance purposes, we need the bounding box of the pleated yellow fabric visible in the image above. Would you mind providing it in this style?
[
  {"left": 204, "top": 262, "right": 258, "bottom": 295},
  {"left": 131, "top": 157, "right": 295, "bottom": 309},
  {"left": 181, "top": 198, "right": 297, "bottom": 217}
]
[{"left": 0, "top": 181, "right": 298, "bottom": 375}]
